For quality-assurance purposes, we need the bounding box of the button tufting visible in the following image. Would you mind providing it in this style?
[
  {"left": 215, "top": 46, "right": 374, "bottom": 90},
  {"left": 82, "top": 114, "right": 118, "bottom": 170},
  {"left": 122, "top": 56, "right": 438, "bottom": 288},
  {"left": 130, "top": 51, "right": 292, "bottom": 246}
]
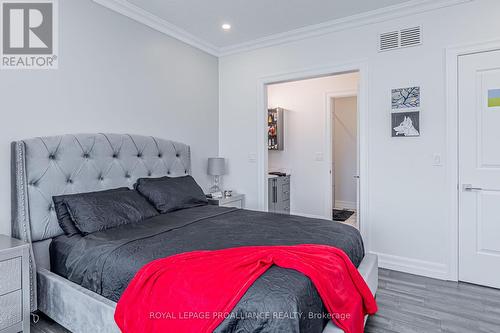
[{"left": 17, "top": 135, "right": 193, "bottom": 244}]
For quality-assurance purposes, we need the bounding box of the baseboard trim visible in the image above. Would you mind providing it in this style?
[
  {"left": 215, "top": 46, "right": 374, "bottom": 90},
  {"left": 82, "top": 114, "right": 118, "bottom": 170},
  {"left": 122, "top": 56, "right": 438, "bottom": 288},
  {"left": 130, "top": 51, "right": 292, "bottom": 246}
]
[
  {"left": 334, "top": 200, "right": 357, "bottom": 210},
  {"left": 370, "top": 251, "right": 449, "bottom": 280},
  {"left": 290, "top": 211, "right": 330, "bottom": 220}
]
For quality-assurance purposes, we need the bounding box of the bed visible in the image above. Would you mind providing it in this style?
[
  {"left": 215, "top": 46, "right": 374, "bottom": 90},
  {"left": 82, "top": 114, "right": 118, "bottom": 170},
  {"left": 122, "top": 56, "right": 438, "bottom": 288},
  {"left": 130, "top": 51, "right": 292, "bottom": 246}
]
[{"left": 11, "top": 133, "right": 378, "bottom": 333}]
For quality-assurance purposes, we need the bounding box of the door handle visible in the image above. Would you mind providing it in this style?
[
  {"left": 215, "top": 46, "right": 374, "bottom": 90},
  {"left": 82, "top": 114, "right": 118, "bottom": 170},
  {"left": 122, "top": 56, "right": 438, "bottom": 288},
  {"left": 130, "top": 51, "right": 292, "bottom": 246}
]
[
  {"left": 463, "top": 184, "right": 483, "bottom": 191},
  {"left": 353, "top": 175, "right": 360, "bottom": 179},
  {"left": 273, "top": 181, "right": 277, "bottom": 203}
]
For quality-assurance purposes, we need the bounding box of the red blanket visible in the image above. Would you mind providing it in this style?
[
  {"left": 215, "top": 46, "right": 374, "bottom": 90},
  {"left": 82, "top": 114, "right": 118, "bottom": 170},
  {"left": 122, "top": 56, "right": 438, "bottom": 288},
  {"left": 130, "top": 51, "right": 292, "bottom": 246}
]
[{"left": 115, "top": 244, "right": 377, "bottom": 333}]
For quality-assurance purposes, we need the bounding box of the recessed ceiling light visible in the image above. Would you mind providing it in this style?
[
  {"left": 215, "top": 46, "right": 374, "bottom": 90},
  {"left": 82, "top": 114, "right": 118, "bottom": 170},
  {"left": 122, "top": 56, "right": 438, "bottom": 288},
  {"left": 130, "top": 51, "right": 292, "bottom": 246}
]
[{"left": 222, "top": 23, "right": 231, "bottom": 31}]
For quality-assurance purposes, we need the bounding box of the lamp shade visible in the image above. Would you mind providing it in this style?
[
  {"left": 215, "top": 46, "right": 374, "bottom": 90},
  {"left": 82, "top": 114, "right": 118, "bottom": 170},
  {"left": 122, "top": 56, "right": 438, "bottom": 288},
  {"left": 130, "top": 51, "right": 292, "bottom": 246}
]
[{"left": 207, "top": 157, "right": 226, "bottom": 176}]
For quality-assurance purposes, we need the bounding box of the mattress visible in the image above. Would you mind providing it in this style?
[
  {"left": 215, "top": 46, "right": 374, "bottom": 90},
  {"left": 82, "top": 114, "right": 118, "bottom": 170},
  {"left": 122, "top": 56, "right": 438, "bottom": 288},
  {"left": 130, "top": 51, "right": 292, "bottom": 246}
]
[{"left": 50, "top": 205, "right": 365, "bottom": 333}]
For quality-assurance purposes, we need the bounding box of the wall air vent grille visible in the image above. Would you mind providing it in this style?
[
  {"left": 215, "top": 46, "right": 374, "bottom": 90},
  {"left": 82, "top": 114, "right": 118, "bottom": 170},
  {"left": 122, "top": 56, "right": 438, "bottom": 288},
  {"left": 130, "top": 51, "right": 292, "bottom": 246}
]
[
  {"left": 379, "top": 26, "right": 422, "bottom": 52},
  {"left": 400, "top": 26, "right": 422, "bottom": 47},
  {"left": 379, "top": 31, "right": 399, "bottom": 51}
]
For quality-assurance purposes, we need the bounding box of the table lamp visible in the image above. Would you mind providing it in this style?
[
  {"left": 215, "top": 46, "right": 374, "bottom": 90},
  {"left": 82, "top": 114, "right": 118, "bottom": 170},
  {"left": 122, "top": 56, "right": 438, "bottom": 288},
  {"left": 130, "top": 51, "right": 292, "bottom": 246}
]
[{"left": 207, "top": 157, "right": 226, "bottom": 193}]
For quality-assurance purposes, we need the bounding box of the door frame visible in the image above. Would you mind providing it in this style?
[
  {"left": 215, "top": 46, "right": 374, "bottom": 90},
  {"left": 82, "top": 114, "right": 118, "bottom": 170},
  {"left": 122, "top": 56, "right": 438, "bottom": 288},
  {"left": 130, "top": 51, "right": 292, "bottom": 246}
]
[
  {"left": 446, "top": 39, "right": 500, "bottom": 281},
  {"left": 256, "top": 60, "right": 370, "bottom": 249},
  {"left": 325, "top": 90, "right": 359, "bottom": 219}
]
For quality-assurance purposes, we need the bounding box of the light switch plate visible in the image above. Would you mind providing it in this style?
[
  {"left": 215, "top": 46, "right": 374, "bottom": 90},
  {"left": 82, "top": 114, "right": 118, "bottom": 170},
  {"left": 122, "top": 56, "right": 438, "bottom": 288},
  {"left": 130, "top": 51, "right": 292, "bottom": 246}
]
[
  {"left": 248, "top": 153, "right": 257, "bottom": 163},
  {"left": 432, "top": 153, "right": 443, "bottom": 166},
  {"left": 315, "top": 152, "right": 324, "bottom": 161}
]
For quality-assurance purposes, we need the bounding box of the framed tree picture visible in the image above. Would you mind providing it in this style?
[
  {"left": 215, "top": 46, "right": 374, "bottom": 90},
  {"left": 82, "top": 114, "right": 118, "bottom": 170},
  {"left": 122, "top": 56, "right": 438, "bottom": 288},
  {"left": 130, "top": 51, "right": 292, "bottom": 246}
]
[{"left": 392, "top": 86, "right": 420, "bottom": 110}]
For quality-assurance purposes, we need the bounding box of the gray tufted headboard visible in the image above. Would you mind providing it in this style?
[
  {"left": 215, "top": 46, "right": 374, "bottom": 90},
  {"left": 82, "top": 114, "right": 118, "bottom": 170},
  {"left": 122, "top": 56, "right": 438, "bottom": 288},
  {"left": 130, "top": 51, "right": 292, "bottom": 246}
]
[{"left": 11, "top": 133, "right": 191, "bottom": 311}]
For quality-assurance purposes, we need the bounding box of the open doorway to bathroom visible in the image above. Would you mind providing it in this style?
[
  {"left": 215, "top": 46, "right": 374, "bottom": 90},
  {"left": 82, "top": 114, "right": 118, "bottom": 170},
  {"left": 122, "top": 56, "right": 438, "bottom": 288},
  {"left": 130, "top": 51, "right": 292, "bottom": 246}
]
[{"left": 265, "top": 71, "right": 360, "bottom": 228}]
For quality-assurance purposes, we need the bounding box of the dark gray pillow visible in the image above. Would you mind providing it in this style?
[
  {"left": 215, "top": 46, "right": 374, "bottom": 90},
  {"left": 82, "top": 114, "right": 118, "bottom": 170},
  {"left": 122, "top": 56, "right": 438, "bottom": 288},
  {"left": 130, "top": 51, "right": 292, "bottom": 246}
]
[
  {"left": 52, "top": 196, "right": 81, "bottom": 236},
  {"left": 135, "top": 175, "right": 208, "bottom": 213},
  {"left": 53, "top": 187, "right": 129, "bottom": 236},
  {"left": 61, "top": 188, "right": 159, "bottom": 235}
]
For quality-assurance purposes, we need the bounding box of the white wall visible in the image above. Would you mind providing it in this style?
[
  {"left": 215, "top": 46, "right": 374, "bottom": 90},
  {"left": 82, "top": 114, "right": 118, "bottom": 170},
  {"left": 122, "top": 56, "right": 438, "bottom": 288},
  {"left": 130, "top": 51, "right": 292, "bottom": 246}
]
[
  {"left": 267, "top": 73, "right": 359, "bottom": 218},
  {"left": 333, "top": 96, "right": 357, "bottom": 208},
  {"left": 0, "top": 0, "right": 219, "bottom": 236},
  {"left": 219, "top": 0, "right": 500, "bottom": 279}
]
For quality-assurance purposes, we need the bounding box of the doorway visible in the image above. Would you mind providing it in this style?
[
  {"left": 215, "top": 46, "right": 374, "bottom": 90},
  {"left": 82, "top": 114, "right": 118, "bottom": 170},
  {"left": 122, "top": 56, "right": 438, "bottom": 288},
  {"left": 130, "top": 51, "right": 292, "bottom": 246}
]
[
  {"left": 457, "top": 49, "right": 500, "bottom": 289},
  {"left": 257, "top": 62, "right": 369, "bottom": 247},
  {"left": 262, "top": 70, "right": 362, "bottom": 227},
  {"left": 328, "top": 93, "right": 358, "bottom": 227}
]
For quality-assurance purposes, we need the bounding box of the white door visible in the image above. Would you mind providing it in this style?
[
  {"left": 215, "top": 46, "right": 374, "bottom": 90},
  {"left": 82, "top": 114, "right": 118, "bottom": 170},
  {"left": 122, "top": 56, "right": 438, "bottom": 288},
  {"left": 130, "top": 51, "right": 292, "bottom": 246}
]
[{"left": 459, "top": 50, "right": 500, "bottom": 289}]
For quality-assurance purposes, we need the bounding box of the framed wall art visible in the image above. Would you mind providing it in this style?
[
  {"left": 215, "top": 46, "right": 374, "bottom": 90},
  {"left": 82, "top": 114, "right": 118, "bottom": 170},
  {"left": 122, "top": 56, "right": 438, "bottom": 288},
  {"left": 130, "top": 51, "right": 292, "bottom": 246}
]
[
  {"left": 392, "top": 111, "right": 420, "bottom": 137},
  {"left": 392, "top": 86, "right": 420, "bottom": 110}
]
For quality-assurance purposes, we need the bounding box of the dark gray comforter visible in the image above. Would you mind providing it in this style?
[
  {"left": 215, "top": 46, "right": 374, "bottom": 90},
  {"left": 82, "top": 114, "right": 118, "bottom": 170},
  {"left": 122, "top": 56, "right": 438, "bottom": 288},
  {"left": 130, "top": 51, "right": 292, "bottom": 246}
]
[{"left": 50, "top": 205, "right": 364, "bottom": 333}]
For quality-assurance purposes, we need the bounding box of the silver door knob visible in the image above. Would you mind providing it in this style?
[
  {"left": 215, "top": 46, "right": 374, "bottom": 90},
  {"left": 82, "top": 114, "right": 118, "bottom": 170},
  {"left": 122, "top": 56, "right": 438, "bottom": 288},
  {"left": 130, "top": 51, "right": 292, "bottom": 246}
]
[{"left": 353, "top": 175, "right": 360, "bottom": 179}]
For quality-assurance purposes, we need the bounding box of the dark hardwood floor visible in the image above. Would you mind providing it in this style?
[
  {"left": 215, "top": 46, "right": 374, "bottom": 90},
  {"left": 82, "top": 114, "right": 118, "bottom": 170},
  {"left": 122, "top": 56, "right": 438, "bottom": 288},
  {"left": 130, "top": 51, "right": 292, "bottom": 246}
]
[{"left": 32, "top": 268, "right": 500, "bottom": 333}]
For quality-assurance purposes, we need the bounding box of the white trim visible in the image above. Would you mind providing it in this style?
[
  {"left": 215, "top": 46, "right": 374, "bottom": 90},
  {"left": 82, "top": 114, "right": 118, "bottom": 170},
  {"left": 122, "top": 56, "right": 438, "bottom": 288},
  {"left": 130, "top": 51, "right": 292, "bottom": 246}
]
[
  {"left": 334, "top": 200, "right": 357, "bottom": 210},
  {"left": 290, "top": 212, "right": 330, "bottom": 220},
  {"left": 325, "top": 90, "right": 358, "bottom": 220},
  {"left": 445, "top": 39, "right": 500, "bottom": 282},
  {"left": 371, "top": 251, "right": 449, "bottom": 280},
  {"left": 92, "top": 0, "right": 219, "bottom": 56},
  {"left": 218, "top": 58, "right": 222, "bottom": 156},
  {"left": 218, "top": 0, "right": 471, "bottom": 56},
  {"left": 92, "top": 0, "right": 471, "bottom": 58},
  {"left": 256, "top": 60, "right": 370, "bottom": 251}
]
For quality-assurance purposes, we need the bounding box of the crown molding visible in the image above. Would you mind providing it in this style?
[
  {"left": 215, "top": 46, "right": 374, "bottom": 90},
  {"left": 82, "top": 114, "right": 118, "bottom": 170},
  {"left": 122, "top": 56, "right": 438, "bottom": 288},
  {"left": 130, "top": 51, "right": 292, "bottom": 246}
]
[
  {"left": 93, "top": 0, "right": 473, "bottom": 58},
  {"left": 92, "top": 0, "right": 220, "bottom": 56},
  {"left": 218, "top": 0, "right": 473, "bottom": 56}
]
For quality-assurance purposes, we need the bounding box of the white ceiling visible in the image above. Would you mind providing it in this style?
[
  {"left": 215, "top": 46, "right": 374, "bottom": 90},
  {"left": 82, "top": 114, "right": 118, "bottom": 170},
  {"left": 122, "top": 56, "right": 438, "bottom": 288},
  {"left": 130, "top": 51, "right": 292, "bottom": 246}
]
[{"left": 126, "top": 0, "right": 413, "bottom": 48}]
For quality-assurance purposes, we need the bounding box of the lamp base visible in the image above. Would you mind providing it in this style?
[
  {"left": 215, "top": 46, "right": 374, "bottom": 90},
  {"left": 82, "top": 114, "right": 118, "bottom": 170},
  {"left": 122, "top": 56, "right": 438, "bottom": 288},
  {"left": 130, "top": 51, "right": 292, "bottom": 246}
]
[
  {"left": 209, "top": 184, "right": 221, "bottom": 193},
  {"left": 209, "top": 175, "right": 222, "bottom": 194}
]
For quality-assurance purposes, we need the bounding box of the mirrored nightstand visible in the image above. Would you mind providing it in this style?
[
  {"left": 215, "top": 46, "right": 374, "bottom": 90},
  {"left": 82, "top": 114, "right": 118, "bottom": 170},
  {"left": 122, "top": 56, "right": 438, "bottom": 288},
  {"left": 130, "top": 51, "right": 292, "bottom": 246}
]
[
  {"left": 0, "top": 235, "right": 30, "bottom": 333},
  {"left": 207, "top": 194, "right": 245, "bottom": 209}
]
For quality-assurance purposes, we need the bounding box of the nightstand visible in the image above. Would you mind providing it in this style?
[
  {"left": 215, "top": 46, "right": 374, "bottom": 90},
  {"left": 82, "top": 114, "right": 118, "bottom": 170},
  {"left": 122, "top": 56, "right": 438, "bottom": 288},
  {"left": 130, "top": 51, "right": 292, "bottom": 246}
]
[
  {"left": 0, "top": 235, "right": 30, "bottom": 333},
  {"left": 208, "top": 194, "right": 245, "bottom": 209}
]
